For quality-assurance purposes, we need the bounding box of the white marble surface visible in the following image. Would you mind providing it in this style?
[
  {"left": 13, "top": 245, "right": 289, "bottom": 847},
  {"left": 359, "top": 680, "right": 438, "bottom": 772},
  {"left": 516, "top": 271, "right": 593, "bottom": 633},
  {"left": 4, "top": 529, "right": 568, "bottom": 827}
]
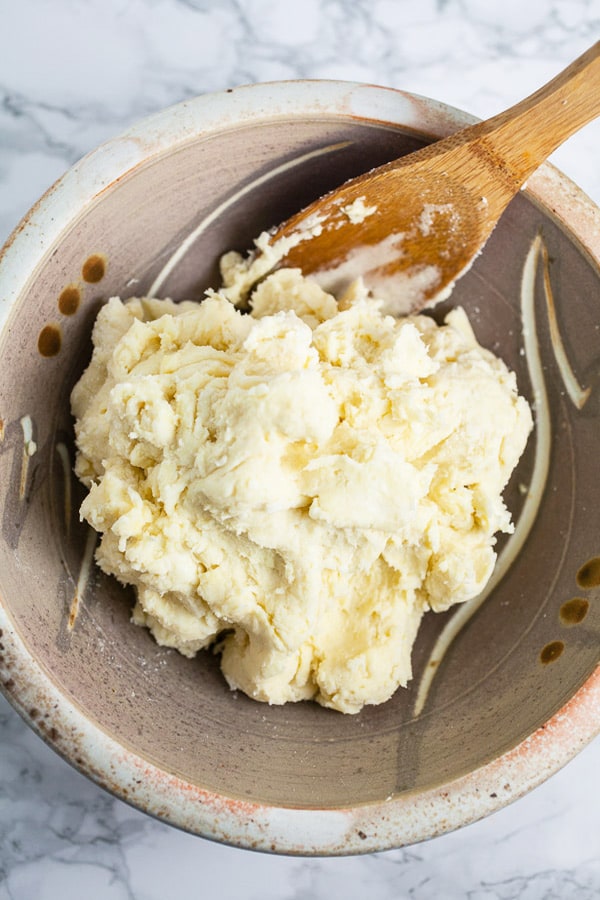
[{"left": 1, "top": 0, "right": 600, "bottom": 896}]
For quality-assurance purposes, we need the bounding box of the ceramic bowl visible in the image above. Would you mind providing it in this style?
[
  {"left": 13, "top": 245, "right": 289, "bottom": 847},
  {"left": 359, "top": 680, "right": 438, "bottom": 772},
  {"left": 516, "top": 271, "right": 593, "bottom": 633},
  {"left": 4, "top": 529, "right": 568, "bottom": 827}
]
[{"left": 0, "top": 81, "right": 599, "bottom": 856}]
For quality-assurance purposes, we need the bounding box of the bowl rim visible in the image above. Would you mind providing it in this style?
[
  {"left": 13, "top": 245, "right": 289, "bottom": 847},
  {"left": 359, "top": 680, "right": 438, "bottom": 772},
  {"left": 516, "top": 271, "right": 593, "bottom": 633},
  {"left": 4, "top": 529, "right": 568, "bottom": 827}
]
[{"left": 1, "top": 78, "right": 599, "bottom": 856}]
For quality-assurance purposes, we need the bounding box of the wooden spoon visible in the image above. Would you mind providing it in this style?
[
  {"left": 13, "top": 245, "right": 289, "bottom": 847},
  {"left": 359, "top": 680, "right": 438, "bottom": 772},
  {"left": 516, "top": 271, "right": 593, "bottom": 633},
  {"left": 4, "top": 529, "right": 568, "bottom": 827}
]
[{"left": 261, "top": 42, "right": 600, "bottom": 313}]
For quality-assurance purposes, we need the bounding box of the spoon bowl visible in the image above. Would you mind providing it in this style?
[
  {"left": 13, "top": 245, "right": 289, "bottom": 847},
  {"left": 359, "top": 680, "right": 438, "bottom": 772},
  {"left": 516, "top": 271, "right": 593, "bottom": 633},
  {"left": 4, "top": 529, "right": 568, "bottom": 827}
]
[{"left": 267, "top": 42, "right": 600, "bottom": 312}]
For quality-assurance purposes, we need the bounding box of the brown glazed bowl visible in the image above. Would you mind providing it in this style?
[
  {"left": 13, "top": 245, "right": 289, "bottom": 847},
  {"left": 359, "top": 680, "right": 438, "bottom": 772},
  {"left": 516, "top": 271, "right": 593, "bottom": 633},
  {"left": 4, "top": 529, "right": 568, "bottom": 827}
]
[{"left": 0, "top": 82, "right": 599, "bottom": 856}]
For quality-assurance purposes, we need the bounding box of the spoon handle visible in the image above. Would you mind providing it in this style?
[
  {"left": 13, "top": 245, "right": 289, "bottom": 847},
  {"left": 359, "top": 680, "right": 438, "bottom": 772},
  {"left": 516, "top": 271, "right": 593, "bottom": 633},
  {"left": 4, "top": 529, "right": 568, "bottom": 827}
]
[{"left": 474, "top": 42, "right": 600, "bottom": 186}]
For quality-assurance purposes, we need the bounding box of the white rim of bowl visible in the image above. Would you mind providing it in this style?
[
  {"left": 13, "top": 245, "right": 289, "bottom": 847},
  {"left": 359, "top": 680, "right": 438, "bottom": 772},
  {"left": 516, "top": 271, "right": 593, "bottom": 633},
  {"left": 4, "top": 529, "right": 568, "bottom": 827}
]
[{"left": 0, "top": 80, "right": 599, "bottom": 856}]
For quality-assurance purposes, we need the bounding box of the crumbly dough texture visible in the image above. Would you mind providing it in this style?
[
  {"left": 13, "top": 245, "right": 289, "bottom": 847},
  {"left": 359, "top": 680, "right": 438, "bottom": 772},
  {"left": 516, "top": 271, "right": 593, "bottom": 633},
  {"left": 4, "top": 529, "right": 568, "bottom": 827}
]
[{"left": 72, "top": 268, "right": 532, "bottom": 713}]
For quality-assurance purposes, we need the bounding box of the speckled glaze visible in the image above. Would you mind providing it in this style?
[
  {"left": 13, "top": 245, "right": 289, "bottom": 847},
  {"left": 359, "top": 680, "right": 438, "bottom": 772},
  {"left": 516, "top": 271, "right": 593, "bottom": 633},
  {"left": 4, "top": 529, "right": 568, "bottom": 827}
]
[{"left": 0, "top": 81, "right": 599, "bottom": 855}]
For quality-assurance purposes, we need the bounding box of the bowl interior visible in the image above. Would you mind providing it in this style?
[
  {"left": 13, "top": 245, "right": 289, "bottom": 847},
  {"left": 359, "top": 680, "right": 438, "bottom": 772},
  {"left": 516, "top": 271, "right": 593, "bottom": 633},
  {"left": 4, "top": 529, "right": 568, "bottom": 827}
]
[{"left": 1, "top": 105, "right": 599, "bottom": 809}]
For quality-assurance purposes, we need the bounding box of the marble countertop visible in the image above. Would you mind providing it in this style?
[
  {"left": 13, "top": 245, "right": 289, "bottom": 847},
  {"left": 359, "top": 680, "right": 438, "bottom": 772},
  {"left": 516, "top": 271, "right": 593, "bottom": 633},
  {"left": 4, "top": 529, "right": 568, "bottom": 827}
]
[{"left": 1, "top": 1, "right": 599, "bottom": 897}]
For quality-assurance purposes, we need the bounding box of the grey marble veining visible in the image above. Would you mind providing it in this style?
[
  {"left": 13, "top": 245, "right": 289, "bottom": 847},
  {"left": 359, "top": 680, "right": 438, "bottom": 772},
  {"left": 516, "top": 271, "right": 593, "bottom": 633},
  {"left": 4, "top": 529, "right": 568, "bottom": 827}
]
[{"left": 1, "top": 1, "right": 600, "bottom": 897}]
